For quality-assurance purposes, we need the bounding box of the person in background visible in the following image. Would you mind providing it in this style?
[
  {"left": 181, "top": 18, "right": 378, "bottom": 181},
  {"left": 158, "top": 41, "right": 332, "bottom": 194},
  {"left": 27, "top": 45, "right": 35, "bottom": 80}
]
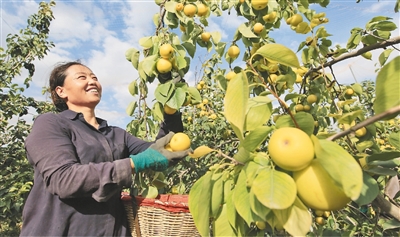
[{"left": 20, "top": 61, "right": 191, "bottom": 236}]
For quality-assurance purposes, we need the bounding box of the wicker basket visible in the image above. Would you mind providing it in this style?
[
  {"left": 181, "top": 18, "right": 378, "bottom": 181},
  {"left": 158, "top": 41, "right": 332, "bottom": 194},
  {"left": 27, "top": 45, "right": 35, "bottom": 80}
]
[{"left": 121, "top": 192, "right": 200, "bottom": 237}]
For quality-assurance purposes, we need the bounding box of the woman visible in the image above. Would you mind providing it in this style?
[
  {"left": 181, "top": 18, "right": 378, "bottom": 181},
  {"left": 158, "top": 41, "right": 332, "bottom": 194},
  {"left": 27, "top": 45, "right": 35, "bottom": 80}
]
[{"left": 20, "top": 61, "right": 191, "bottom": 236}]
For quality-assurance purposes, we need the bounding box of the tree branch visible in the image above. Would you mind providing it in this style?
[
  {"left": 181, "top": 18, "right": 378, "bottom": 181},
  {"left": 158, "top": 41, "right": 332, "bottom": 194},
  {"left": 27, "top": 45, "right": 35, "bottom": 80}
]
[
  {"left": 372, "top": 193, "right": 400, "bottom": 222},
  {"left": 327, "top": 105, "right": 400, "bottom": 141},
  {"left": 305, "top": 35, "right": 400, "bottom": 79}
]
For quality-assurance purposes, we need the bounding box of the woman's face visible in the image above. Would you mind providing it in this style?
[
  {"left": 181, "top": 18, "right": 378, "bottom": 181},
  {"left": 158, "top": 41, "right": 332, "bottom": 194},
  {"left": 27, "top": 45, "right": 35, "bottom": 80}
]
[{"left": 56, "top": 64, "right": 102, "bottom": 110}]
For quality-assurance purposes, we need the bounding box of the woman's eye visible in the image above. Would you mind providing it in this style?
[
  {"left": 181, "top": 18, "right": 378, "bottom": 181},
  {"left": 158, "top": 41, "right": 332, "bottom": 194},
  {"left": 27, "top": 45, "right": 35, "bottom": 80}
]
[
  {"left": 78, "top": 76, "right": 86, "bottom": 80},
  {"left": 92, "top": 77, "right": 98, "bottom": 81}
]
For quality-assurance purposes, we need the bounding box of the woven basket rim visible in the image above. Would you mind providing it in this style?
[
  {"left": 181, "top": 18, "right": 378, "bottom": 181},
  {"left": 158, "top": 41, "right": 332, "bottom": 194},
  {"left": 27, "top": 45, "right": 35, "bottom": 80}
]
[{"left": 121, "top": 192, "right": 190, "bottom": 213}]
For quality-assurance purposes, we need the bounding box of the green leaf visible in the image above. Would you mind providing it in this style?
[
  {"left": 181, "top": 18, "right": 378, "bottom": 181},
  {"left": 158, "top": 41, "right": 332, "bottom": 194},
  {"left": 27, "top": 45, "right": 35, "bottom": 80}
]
[
  {"left": 244, "top": 161, "right": 262, "bottom": 188},
  {"left": 351, "top": 83, "right": 363, "bottom": 94},
  {"left": 182, "top": 41, "right": 196, "bottom": 58},
  {"left": 165, "top": 87, "right": 186, "bottom": 109},
  {"left": 373, "top": 21, "right": 397, "bottom": 31},
  {"left": 128, "top": 80, "right": 138, "bottom": 96},
  {"left": 355, "top": 171, "right": 379, "bottom": 206},
  {"left": 276, "top": 112, "right": 315, "bottom": 136},
  {"left": 378, "top": 48, "right": 394, "bottom": 66},
  {"left": 373, "top": 56, "right": 400, "bottom": 119},
  {"left": 367, "top": 151, "right": 400, "bottom": 169},
  {"left": 312, "top": 137, "right": 363, "bottom": 200},
  {"left": 315, "top": 26, "right": 332, "bottom": 38},
  {"left": 189, "top": 145, "right": 215, "bottom": 159},
  {"left": 175, "top": 55, "right": 188, "bottom": 70},
  {"left": 389, "top": 132, "right": 400, "bottom": 149},
  {"left": 245, "top": 96, "right": 273, "bottom": 131},
  {"left": 255, "top": 43, "right": 300, "bottom": 68},
  {"left": 213, "top": 204, "right": 237, "bottom": 237},
  {"left": 242, "top": 126, "right": 273, "bottom": 152},
  {"left": 226, "top": 191, "right": 239, "bottom": 231},
  {"left": 154, "top": 82, "right": 174, "bottom": 104},
  {"left": 210, "top": 172, "right": 224, "bottom": 217},
  {"left": 139, "top": 36, "right": 153, "bottom": 49},
  {"left": 249, "top": 191, "right": 270, "bottom": 221},
  {"left": 238, "top": 23, "right": 258, "bottom": 38},
  {"left": 187, "top": 86, "right": 202, "bottom": 104},
  {"left": 142, "top": 186, "right": 158, "bottom": 198},
  {"left": 126, "top": 101, "right": 137, "bottom": 116},
  {"left": 224, "top": 71, "right": 248, "bottom": 137},
  {"left": 164, "top": 12, "right": 179, "bottom": 28},
  {"left": 273, "top": 197, "right": 312, "bottom": 237},
  {"left": 233, "top": 170, "right": 255, "bottom": 226},
  {"left": 142, "top": 55, "right": 158, "bottom": 76},
  {"left": 379, "top": 218, "right": 400, "bottom": 232},
  {"left": 189, "top": 171, "right": 212, "bottom": 237},
  {"left": 164, "top": 1, "right": 176, "bottom": 12},
  {"left": 347, "top": 30, "right": 361, "bottom": 49},
  {"left": 284, "top": 93, "right": 302, "bottom": 102},
  {"left": 215, "top": 42, "right": 226, "bottom": 57},
  {"left": 211, "top": 31, "right": 222, "bottom": 44},
  {"left": 252, "top": 168, "right": 297, "bottom": 209},
  {"left": 337, "top": 110, "right": 363, "bottom": 124},
  {"left": 152, "top": 13, "right": 160, "bottom": 28},
  {"left": 233, "top": 146, "right": 251, "bottom": 163},
  {"left": 152, "top": 102, "right": 164, "bottom": 121},
  {"left": 137, "top": 61, "right": 147, "bottom": 81},
  {"left": 125, "top": 48, "right": 140, "bottom": 68}
]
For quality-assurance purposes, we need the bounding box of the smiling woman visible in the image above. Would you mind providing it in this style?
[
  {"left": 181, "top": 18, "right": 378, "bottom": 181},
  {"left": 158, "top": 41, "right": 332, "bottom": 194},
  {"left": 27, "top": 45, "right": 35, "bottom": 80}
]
[{"left": 20, "top": 61, "right": 192, "bottom": 236}]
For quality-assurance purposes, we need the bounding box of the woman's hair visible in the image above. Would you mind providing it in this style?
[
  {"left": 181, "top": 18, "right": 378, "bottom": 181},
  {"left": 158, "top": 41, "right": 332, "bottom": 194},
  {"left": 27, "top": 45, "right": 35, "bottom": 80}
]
[{"left": 49, "top": 61, "right": 85, "bottom": 112}]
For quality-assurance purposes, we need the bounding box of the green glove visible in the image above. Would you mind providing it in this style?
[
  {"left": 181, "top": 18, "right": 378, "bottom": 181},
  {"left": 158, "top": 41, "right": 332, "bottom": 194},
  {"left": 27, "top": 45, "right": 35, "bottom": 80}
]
[{"left": 130, "top": 132, "right": 192, "bottom": 173}]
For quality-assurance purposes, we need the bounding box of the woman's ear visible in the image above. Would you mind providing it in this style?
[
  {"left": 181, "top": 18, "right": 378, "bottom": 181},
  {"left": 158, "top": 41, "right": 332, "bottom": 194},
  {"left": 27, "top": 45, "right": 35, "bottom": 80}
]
[{"left": 55, "top": 86, "right": 67, "bottom": 99}]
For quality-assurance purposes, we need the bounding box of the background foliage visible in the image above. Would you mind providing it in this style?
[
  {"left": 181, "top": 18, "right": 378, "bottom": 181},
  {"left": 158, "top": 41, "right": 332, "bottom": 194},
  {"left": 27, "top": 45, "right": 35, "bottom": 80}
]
[{"left": 0, "top": 1, "right": 55, "bottom": 235}]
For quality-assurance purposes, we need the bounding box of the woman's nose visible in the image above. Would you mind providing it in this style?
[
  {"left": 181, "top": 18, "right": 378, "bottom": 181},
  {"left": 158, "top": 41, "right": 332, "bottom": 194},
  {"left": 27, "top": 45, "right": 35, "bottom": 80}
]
[{"left": 88, "top": 79, "right": 96, "bottom": 85}]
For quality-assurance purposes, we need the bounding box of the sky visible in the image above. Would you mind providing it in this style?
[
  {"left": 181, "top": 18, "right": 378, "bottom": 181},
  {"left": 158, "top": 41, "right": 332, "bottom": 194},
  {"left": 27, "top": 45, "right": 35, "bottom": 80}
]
[{"left": 1, "top": 0, "right": 399, "bottom": 128}]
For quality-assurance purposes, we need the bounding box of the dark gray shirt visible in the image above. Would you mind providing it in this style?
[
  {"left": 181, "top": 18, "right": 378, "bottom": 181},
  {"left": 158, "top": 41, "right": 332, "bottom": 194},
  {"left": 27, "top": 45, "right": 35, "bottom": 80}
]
[{"left": 20, "top": 110, "right": 183, "bottom": 236}]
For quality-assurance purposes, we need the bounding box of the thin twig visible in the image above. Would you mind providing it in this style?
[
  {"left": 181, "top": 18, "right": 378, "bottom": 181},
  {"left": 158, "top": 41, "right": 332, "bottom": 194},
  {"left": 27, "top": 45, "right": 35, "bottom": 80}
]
[
  {"left": 304, "top": 36, "right": 400, "bottom": 79},
  {"left": 327, "top": 105, "right": 400, "bottom": 141}
]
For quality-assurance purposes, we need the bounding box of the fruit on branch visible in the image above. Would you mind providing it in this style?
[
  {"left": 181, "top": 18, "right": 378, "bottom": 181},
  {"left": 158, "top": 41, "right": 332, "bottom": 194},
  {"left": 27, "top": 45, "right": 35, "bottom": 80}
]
[
  {"left": 156, "top": 58, "right": 172, "bottom": 73},
  {"left": 263, "top": 11, "right": 277, "bottom": 23},
  {"left": 164, "top": 104, "right": 177, "bottom": 115},
  {"left": 251, "top": 0, "right": 268, "bottom": 10},
  {"left": 253, "top": 22, "right": 264, "bottom": 34},
  {"left": 293, "top": 159, "right": 351, "bottom": 211},
  {"left": 267, "top": 73, "right": 278, "bottom": 84},
  {"left": 355, "top": 127, "right": 367, "bottom": 137},
  {"left": 268, "top": 127, "right": 315, "bottom": 171},
  {"left": 227, "top": 45, "right": 240, "bottom": 59},
  {"left": 201, "top": 32, "right": 211, "bottom": 42},
  {"left": 183, "top": 4, "right": 197, "bottom": 17},
  {"left": 159, "top": 44, "right": 174, "bottom": 59},
  {"left": 315, "top": 217, "right": 325, "bottom": 225},
  {"left": 225, "top": 71, "right": 236, "bottom": 81},
  {"left": 175, "top": 3, "right": 184, "bottom": 12},
  {"left": 290, "top": 14, "right": 303, "bottom": 27},
  {"left": 196, "top": 3, "right": 208, "bottom": 17},
  {"left": 169, "top": 132, "right": 191, "bottom": 151},
  {"left": 295, "top": 22, "right": 311, "bottom": 34},
  {"left": 307, "top": 94, "right": 318, "bottom": 104},
  {"left": 345, "top": 88, "right": 354, "bottom": 95}
]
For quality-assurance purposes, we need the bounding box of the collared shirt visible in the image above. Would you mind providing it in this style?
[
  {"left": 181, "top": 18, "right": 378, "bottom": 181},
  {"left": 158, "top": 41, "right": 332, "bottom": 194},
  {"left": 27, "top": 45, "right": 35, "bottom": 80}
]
[{"left": 20, "top": 110, "right": 183, "bottom": 236}]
